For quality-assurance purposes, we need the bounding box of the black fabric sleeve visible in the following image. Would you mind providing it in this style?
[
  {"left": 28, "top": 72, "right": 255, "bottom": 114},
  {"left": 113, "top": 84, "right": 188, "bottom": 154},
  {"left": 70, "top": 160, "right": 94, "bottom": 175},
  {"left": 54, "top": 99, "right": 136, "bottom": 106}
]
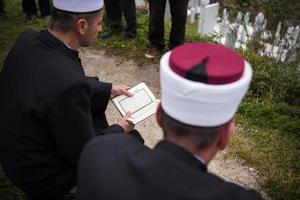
[
  {"left": 128, "top": 129, "right": 145, "bottom": 144},
  {"left": 86, "top": 76, "right": 112, "bottom": 113},
  {"left": 100, "top": 126, "right": 144, "bottom": 144},
  {"left": 47, "top": 81, "right": 95, "bottom": 166},
  {"left": 100, "top": 124, "right": 124, "bottom": 135}
]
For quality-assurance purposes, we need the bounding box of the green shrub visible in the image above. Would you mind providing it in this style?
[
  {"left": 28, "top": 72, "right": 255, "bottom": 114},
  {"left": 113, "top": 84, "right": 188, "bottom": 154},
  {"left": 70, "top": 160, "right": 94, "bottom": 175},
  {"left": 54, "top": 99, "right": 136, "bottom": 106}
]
[
  {"left": 223, "top": 0, "right": 300, "bottom": 29},
  {"left": 239, "top": 51, "right": 300, "bottom": 104}
]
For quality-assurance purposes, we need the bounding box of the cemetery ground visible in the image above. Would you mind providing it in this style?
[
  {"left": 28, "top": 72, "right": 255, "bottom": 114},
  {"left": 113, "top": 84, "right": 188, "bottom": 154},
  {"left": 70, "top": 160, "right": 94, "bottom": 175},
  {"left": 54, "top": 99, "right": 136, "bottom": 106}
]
[{"left": 0, "top": 1, "right": 299, "bottom": 200}]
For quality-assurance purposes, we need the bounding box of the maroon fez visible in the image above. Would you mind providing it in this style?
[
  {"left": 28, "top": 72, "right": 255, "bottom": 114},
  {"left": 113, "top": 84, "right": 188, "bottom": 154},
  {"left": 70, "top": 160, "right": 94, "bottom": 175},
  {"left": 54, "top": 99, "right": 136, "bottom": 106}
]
[{"left": 169, "top": 43, "right": 245, "bottom": 85}]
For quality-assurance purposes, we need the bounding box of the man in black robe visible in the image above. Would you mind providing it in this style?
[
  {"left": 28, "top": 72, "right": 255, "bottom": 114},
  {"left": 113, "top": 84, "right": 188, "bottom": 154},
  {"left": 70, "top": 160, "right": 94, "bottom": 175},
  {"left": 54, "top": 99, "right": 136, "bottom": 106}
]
[
  {"left": 76, "top": 43, "right": 263, "bottom": 200},
  {"left": 0, "top": 0, "right": 137, "bottom": 199}
]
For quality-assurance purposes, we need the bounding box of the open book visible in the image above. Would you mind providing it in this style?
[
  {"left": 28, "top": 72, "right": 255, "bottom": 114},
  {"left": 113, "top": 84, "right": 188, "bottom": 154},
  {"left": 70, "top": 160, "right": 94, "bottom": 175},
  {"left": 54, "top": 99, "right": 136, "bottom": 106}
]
[{"left": 111, "top": 82, "right": 158, "bottom": 124}]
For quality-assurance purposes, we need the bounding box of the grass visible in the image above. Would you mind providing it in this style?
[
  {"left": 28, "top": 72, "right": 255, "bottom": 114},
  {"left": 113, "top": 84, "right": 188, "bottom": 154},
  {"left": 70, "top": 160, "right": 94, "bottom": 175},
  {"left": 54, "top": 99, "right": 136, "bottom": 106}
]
[{"left": 0, "top": 1, "right": 299, "bottom": 200}]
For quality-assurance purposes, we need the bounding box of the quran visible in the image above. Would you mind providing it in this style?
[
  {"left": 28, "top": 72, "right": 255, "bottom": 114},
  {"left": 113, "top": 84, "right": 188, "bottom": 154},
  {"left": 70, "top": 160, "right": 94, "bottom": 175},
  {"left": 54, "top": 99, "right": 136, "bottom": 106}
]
[{"left": 111, "top": 82, "right": 158, "bottom": 124}]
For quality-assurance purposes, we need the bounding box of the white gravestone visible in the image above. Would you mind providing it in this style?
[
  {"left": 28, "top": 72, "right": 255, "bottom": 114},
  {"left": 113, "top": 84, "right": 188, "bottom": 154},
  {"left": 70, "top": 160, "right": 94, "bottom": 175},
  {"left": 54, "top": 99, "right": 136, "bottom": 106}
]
[
  {"left": 273, "top": 22, "right": 282, "bottom": 46},
  {"left": 291, "top": 26, "right": 300, "bottom": 46},
  {"left": 189, "top": 0, "right": 199, "bottom": 24},
  {"left": 252, "top": 12, "right": 265, "bottom": 39},
  {"left": 277, "top": 39, "right": 286, "bottom": 61},
  {"left": 135, "top": 0, "right": 145, "bottom": 7},
  {"left": 198, "top": 2, "right": 219, "bottom": 35},
  {"left": 164, "top": 0, "right": 171, "bottom": 21},
  {"left": 244, "top": 12, "right": 250, "bottom": 26},
  {"left": 224, "top": 25, "right": 238, "bottom": 48},
  {"left": 235, "top": 12, "right": 243, "bottom": 25}
]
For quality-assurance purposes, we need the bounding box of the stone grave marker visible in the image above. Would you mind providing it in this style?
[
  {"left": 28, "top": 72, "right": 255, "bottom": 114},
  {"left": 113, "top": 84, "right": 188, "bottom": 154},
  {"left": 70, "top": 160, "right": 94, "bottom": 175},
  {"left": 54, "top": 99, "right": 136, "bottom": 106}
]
[
  {"left": 198, "top": 2, "right": 219, "bottom": 35},
  {"left": 164, "top": 0, "right": 171, "bottom": 21}
]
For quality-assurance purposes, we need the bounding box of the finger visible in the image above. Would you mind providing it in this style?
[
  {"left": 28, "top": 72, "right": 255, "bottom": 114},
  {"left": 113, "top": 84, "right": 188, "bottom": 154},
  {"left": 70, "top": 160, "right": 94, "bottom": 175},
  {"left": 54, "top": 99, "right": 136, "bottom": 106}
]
[
  {"left": 120, "top": 85, "right": 130, "bottom": 90},
  {"left": 126, "top": 119, "right": 134, "bottom": 126},
  {"left": 124, "top": 111, "right": 132, "bottom": 119},
  {"left": 122, "top": 88, "right": 133, "bottom": 97}
]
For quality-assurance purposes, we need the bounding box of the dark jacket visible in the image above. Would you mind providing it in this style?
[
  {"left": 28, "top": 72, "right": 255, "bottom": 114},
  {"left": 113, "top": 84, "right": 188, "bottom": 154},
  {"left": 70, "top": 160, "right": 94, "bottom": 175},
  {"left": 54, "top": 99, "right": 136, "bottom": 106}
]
[
  {"left": 0, "top": 30, "right": 123, "bottom": 197},
  {"left": 77, "top": 134, "right": 263, "bottom": 200}
]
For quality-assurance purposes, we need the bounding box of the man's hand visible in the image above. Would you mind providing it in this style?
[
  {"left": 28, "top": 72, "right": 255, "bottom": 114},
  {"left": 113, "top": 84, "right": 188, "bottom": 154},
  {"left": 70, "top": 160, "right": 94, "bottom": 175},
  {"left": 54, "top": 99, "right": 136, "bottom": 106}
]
[
  {"left": 118, "top": 112, "right": 135, "bottom": 133},
  {"left": 111, "top": 85, "right": 133, "bottom": 98}
]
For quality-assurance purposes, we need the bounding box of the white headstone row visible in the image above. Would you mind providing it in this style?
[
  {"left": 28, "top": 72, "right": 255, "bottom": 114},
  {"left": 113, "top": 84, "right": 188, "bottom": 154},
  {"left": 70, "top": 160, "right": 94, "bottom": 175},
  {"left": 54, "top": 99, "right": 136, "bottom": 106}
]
[
  {"left": 135, "top": 0, "right": 145, "bottom": 7},
  {"left": 192, "top": 2, "right": 300, "bottom": 63}
]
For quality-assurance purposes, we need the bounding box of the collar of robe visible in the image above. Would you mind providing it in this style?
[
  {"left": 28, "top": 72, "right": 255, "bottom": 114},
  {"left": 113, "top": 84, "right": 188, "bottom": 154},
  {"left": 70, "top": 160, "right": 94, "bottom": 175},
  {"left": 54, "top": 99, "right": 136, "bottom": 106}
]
[
  {"left": 38, "top": 29, "right": 79, "bottom": 58},
  {"left": 156, "top": 140, "right": 207, "bottom": 172}
]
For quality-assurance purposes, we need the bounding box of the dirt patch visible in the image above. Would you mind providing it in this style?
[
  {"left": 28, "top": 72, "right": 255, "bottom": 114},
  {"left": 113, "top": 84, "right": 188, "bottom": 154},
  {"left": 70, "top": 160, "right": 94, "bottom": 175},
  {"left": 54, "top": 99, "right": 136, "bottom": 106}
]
[{"left": 80, "top": 48, "right": 269, "bottom": 199}]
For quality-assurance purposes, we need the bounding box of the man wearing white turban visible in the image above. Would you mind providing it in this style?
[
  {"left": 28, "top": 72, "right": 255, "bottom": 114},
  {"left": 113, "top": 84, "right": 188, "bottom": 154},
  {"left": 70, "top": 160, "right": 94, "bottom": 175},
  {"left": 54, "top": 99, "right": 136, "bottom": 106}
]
[
  {"left": 76, "top": 43, "right": 263, "bottom": 200},
  {"left": 0, "top": 0, "right": 137, "bottom": 199}
]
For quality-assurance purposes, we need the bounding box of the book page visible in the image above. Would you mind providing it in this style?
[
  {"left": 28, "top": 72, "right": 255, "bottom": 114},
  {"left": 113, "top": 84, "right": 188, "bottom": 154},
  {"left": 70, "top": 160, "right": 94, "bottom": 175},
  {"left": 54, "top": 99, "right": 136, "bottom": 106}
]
[
  {"left": 119, "top": 89, "right": 153, "bottom": 115},
  {"left": 112, "top": 82, "right": 158, "bottom": 124}
]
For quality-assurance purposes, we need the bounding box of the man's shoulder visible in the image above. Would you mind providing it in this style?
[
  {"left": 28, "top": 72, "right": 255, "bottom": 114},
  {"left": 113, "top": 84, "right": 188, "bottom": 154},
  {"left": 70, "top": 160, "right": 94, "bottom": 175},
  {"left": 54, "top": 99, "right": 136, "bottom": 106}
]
[
  {"left": 15, "top": 29, "right": 38, "bottom": 43},
  {"left": 223, "top": 181, "right": 263, "bottom": 199},
  {"left": 79, "top": 134, "right": 149, "bottom": 171},
  {"left": 84, "top": 134, "right": 145, "bottom": 153},
  {"left": 205, "top": 173, "right": 263, "bottom": 200}
]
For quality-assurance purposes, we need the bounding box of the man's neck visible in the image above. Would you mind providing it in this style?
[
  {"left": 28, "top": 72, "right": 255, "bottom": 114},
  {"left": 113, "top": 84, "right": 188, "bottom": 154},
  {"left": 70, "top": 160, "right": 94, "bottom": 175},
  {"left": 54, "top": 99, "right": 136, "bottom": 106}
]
[
  {"left": 48, "top": 28, "right": 79, "bottom": 50},
  {"left": 165, "top": 136, "right": 218, "bottom": 165}
]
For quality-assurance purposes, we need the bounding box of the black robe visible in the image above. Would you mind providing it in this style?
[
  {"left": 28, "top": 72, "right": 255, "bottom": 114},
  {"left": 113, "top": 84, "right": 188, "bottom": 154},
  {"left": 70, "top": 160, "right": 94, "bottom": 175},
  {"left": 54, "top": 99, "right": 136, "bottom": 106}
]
[
  {"left": 0, "top": 30, "right": 123, "bottom": 198},
  {"left": 77, "top": 134, "right": 263, "bottom": 200}
]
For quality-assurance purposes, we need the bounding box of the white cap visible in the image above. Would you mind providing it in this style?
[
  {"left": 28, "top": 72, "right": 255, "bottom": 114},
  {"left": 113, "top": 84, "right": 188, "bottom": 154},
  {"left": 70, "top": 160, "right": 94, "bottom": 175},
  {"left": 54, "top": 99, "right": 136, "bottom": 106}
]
[
  {"left": 160, "top": 43, "right": 253, "bottom": 127},
  {"left": 53, "top": 0, "right": 104, "bottom": 13}
]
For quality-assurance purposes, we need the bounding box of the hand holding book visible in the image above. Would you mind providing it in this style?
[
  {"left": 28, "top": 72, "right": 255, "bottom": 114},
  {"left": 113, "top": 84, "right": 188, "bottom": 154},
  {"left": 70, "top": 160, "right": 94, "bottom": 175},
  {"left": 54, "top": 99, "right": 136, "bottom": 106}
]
[
  {"left": 111, "top": 85, "right": 133, "bottom": 98},
  {"left": 112, "top": 82, "right": 158, "bottom": 124},
  {"left": 117, "top": 111, "right": 135, "bottom": 133}
]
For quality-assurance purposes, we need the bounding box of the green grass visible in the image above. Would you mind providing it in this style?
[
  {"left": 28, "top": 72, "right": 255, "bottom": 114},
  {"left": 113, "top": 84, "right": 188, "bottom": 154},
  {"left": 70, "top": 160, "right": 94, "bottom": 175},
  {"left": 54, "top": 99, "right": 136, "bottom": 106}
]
[
  {"left": 229, "top": 114, "right": 300, "bottom": 200},
  {"left": 0, "top": 166, "right": 25, "bottom": 200},
  {"left": 0, "top": 0, "right": 48, "bottom": 71},
  {"left": 0, "top": 1, "right": 299, "bottom": 200}
]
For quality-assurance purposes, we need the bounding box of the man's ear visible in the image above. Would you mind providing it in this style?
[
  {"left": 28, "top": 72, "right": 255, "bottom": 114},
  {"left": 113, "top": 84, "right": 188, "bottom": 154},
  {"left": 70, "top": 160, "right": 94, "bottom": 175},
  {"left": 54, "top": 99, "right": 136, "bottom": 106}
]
[
  {"left": 156, "top": 102, "right": 162, "bottom": 127},
  {"left": 217, "top": 121, "right": 235, "bottom": 150},
  {"left": 76, "top": 18, "right": 88, "bottom": 35}
]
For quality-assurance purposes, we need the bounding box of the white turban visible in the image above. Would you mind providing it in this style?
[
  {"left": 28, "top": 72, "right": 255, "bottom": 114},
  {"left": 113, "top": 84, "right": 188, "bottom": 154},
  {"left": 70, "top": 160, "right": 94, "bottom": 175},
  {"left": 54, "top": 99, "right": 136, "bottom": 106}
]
[
  {"left": 160, "top": 43, "right": 252, "bottom": 127},
  {"left": 53, "top": 0, "right": 104, "bottom": 13}
]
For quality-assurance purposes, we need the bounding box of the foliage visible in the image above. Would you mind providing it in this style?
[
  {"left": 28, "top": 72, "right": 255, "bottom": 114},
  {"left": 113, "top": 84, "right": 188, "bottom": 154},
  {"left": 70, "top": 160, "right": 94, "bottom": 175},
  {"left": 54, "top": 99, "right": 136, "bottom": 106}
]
[
  {"left": 0, "top": 167, "right": 25, "bottom": 200},
  {"left": 229, "top": 116, "right": 300, "bottom": 200},
  {"left": 223, "top": 0, "right": 300, "bottom": 29},
  {"left": 239, "top": 51, "right": 300, "bottom": 104}
]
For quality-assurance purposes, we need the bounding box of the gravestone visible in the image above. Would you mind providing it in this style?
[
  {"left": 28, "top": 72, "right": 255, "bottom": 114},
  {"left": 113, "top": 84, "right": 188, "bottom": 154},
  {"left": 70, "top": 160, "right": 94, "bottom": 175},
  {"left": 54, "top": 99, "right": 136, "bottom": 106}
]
[
  {"left": 198, "top": 2, "right": 219, "bottom": 35},
  {"left": 135, "top": 0, "right": 145, "bottom": 7},
  {"left": 189, "top": 0, "right": 199, "bottom": 23},
  {"left": 238, "top": 25, "right": 247, "bottom": 47},
  {"left": 273, "top": 22, "right": 282, "bottom": 46},
  {"left": 164, "top": 0, "right": 171, "bottom": 21},
  {"left": 235, "top": 12, "right": 243, "bottom": 25},
  {"left": 286, "top": 45, "right": 297, "bottom": 62},
  {"left": 285, "top": 26, "right": 294, "bottom": 41},
  {"left": 222, "top": 8, "right": 228, "bottom": 24},
  {"left": 291, "top": 26, "right": 300, "bottom": 46},
  {"left": 244, "top": 12, "right": 250, "bottom": 26},
  {"left": 202, "top": 4, "right": 299, "bottom": 63},
  {"left": 217, "top": 8, "right": 229, "bottom": 35},
  {"left": 261, "top": 19, "right": 268, "bottom": 40},
  {"left": 252, "top": 12, "right": 265, "bottom": 39},
  {"left": 224, "top": 25, "right": 238, "bottom": 48},
  {"left": 276, "top": 39, "right": 286, "bottom": 61}
]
